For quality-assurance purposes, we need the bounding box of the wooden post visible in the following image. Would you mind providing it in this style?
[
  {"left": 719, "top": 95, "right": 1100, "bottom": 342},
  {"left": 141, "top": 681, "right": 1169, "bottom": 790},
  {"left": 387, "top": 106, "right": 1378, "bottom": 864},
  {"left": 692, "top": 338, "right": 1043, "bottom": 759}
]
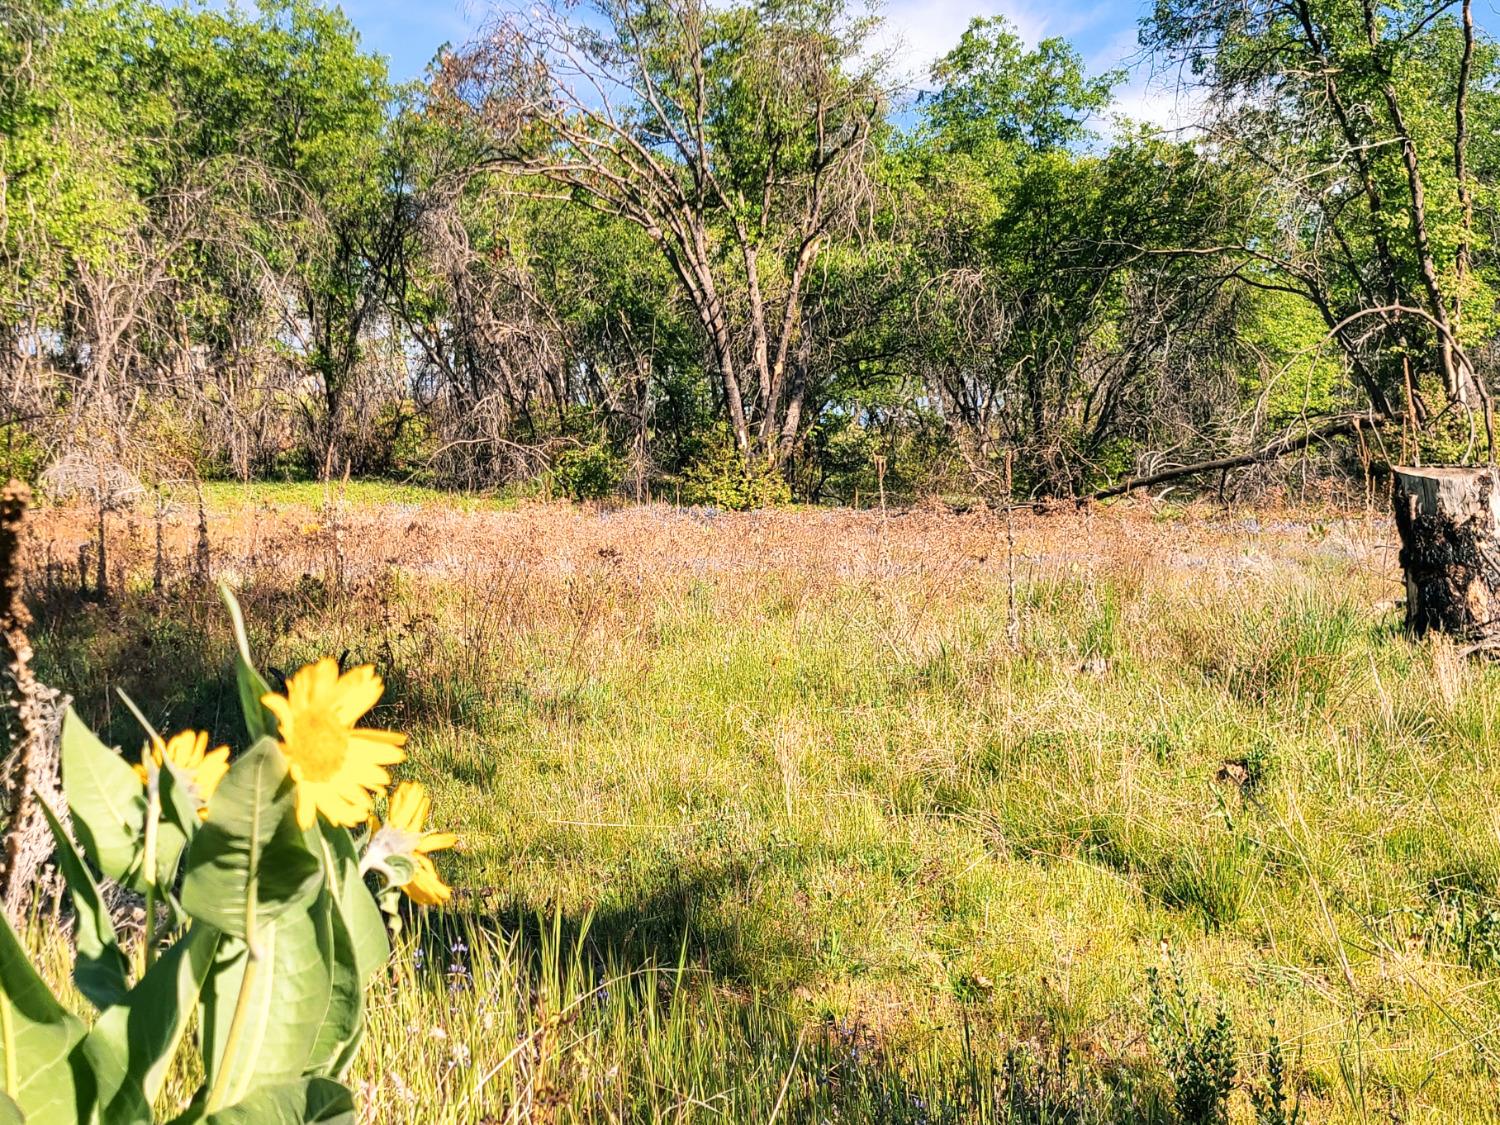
[{"left": 1392, "top": 466, "right": 1500, "bottom": 641}]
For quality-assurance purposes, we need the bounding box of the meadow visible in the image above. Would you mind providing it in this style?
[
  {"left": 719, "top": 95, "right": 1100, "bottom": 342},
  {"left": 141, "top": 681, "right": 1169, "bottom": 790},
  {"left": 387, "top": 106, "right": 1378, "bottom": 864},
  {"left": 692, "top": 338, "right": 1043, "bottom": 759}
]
[{"left": 19, "top": 486, "right": 1500, "bottom": 1123}]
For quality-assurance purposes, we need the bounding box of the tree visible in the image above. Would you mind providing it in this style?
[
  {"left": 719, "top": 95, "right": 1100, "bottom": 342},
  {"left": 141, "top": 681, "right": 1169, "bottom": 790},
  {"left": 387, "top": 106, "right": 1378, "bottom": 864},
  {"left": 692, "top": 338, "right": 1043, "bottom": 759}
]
[
  {"left": 1144, "top": 0, "right": 1500, "bottom": 452},
  {"left": 889, "top": 18, "right": 1252, "bottom": 496},
  {"left": 435, "top": 0, "right": 887, "bottom": 471}
]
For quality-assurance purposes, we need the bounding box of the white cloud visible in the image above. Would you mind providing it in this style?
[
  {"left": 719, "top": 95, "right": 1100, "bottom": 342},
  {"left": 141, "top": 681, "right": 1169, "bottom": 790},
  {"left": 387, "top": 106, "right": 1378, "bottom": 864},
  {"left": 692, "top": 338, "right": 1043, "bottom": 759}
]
[
  {"left": 873, "top": 0, "right": 1066, "bottom": 86},
  {"left": 873, "top": 2, "right": 1205, "bottom": 135}
]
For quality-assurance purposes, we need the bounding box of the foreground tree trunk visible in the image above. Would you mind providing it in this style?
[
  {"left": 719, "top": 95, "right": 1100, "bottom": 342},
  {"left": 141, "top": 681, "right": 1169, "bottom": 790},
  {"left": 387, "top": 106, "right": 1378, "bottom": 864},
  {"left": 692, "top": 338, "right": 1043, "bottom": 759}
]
[{"left": 1393, "top": 466, "right": 1500, "bottom": 643}]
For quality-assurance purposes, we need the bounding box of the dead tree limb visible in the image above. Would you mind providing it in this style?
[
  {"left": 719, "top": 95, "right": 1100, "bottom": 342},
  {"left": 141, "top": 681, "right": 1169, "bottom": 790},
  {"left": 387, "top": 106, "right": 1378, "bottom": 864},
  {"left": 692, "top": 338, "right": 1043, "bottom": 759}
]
[
  {"left": 1090, "top": 413, "right": 1386, "bottom": 501},
  {"left": 0, "top": 482, "right": 69, "bottom": 922}
]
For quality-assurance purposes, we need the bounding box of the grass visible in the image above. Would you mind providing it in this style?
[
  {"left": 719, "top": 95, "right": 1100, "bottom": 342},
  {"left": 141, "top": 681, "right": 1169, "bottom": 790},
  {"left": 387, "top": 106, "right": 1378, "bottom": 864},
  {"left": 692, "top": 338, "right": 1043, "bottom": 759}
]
[
  {"left": 20, "top": 493, "right": 1500, "bottom": 1121},
  {"left": 198, "top": 478, "right": 519, "bottom": 514}
]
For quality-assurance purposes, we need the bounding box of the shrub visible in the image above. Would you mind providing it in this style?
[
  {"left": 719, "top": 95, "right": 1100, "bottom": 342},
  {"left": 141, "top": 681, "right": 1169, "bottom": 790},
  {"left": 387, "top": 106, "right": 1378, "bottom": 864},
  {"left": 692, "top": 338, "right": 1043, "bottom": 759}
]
[
  {"left": 0, "top": 423, "right": 46, "bottom": 486},
  {"left": 1250, "top": 1022, "right": 1303, "bottom": 1125},
  {"left": 553, "top": 440, "right": 624, "bottom": 502},
  {"left": 1147, "top": 958, "right": 1237, "bottom": 1125},
  {"left": 0, "top": 586, "right": 455, "bottom": 1122},
  {"left": 681, "top": 429, "right": 791, "bottom": 510}
]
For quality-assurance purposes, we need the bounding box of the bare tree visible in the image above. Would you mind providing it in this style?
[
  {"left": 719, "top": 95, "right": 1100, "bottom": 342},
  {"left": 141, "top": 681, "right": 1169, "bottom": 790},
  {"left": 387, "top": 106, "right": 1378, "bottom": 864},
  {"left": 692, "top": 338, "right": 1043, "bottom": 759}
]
[{"left": 435, "top": 0, "right": 886, "bottom": 468}]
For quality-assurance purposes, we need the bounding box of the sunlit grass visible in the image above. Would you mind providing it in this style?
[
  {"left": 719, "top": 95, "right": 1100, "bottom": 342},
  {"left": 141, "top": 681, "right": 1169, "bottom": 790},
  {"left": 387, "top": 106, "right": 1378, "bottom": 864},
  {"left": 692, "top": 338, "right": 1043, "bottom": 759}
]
[
  {"left": 25, "top": 496, "right": 1500, "bottom": 1121},
  {"left": 198, "top": 479, "right": 517, "bottom": 513}
]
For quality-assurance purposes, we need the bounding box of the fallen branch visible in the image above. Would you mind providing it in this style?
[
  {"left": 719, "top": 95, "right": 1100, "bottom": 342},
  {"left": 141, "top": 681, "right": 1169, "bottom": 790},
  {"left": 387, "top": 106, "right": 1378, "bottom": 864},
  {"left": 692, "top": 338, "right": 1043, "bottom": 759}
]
[{"left": 1091, "top": 412, "right": 1388, "bottom": 501}]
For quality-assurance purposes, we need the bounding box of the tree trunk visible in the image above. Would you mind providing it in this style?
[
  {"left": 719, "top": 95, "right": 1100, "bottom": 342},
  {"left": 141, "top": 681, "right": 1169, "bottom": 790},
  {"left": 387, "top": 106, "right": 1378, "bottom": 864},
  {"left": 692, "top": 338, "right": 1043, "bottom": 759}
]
[{"left": 1392, "top": 466, "right": 1500, "bottom": 642}]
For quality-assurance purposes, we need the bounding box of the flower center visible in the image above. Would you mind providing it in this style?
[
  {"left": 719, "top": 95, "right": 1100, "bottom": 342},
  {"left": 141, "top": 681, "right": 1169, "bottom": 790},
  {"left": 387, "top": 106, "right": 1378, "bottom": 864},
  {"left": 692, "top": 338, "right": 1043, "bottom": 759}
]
[{"left": 289, "top": 711, "right": 349, "bottom": 781}]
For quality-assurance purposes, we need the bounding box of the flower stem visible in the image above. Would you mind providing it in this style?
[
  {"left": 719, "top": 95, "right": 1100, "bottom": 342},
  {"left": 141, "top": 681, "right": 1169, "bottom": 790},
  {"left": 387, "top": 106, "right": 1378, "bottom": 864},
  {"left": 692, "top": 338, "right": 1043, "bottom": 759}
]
[
  {"left": 205, "top": 941, "right": 260, "bottom": 1114},
  {"left": 142, "top": 780, "right": 160, "bottom": 970}
]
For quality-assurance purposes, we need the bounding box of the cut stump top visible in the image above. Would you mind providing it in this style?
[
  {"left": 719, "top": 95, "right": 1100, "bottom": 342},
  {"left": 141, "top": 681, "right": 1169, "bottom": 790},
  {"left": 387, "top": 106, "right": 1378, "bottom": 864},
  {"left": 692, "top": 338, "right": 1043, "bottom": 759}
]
[{"left": 1392, "top": 465, "right": 1500, "bottom": 521}]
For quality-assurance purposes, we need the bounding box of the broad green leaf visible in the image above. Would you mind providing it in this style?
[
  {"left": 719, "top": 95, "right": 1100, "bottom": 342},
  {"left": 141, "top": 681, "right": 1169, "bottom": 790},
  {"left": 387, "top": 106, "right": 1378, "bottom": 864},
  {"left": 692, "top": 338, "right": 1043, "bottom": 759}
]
[
  {"left": 206, "top": 1078, "right": 354, "bottom": 1124},
  {"left": 153, "top": 757, "right": 199, "bottom": 888},
  {"left": 220, "top": 584, "right": 278, "bottom": 744},
  {"left": 181, "top": 740, "right": 322, "bottom": 938},
  {"left": 0, "top": 1091, "right": 22, "bottom": 1123},
  {"left": 59, "top": 709, "right": 145, "bottom": 885},
  {"left": 318, "top": 826, "right": 387, "bottom": 985},
  {"left": 303, "top": 891, "right": 362, "bottom": 1080},
  {"left": 36, "top": 798, "right": 127, "bottom": 1011},
  {"left": 0, "top": 907, "right": 89, "bottom": 1123},
  {"left": 81, "top": 924, "right": 220, "bottom": 1122},
  {"left": 199, "top": 913, "right": 334, "bottom": 1108}
]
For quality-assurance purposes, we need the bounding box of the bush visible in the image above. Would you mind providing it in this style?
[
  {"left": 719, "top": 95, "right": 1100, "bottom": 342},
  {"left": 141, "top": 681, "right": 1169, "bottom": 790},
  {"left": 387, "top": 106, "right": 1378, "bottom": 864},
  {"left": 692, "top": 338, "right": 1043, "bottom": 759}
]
[
  {"left": 1147, "top": 958, "right": 1237, "bottom": 1125},
  {"left": 553, "top": 440, "right": 624, "bottom": 501},
  {"left": 364, "top": 400, "right": 434, "bottom": 481},
  {"left": 0, "top": 423, "right": 46, "bottom": 486},
  {"left": 680, "top": 429, "right": 792, "bottom": 510}
]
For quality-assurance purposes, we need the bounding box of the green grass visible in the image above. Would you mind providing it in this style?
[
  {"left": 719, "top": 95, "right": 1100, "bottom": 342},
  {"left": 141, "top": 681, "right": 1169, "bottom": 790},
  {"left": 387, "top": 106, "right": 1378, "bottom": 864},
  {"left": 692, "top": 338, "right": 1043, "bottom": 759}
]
[
  {"left": 198, "top": 479, "right": 518, "bottom": 513},
  {"left": 25, "top": 502, "right": 1500, "bottom": 1122}
]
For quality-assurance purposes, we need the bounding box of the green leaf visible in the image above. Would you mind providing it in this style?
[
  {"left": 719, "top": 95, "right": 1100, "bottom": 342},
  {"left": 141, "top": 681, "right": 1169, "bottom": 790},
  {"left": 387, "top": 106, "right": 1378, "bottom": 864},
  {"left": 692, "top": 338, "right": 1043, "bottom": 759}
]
[
  {"left": 319, "top": 826, "right": 387, "bottom": 986},
  {"left": 206, "top": 1078, "right": 354, "bottom": 1124},
  {"left": 377, "top": 855, "right": 414, "bottom": 886},
  {"left": 36, "top": 798, "right": 127, "bottom": 1011},
  {"left": 0, "top": 1091, "right": 23, "bottom": 1124},
  {"left": 220, "top": 583, "right": 278, "bottom": 744},
  {"left": 59, "top": 708, "right": 145, "bottom": 885},
  {"left": 113, "top": 689, "right": 163, "bottom": 748},
  {"left": 181, "top": 740, "right": 323, "bottom": 939},
  {"left": 303, "top": 891, "right": 362, "bottom": 1080},
  {"left": 0, "top": 907, "right": 90, "bottom": 1123},
  {"left": 80, "top": 924, "right": 220, "bottom": 1122},
  {"left": 153, "top": 756, "right": 199, "bottom": 889},
  {"left": 199, "top": 913, "right": 335, "bottom": 1109}
]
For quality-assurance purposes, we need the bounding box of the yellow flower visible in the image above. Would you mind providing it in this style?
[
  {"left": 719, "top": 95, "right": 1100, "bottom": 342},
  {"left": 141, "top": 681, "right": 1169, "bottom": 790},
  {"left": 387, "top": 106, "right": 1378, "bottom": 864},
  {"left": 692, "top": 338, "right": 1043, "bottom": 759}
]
[
  {"left": 369, "top": 781, "right": 456, "bottom": 907},
  {"left": 261, "top": 658, "right": 406, "bottom": 829},
  {"left": 134, "top": 730, "right": 230, "bottom": 819}
]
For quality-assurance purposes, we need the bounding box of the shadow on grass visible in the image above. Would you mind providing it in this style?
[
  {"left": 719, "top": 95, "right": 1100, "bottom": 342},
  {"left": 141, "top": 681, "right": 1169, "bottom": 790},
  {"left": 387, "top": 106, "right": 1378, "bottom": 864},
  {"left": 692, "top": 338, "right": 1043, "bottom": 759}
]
[{"left": 400, "top": 891, "right": 1170, "bottom": 1125}]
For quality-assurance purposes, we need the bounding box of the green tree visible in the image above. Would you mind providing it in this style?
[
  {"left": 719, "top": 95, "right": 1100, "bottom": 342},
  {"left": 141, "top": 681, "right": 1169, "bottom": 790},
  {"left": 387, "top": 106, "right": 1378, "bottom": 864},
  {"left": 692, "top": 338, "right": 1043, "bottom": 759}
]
[
  {"left": 1144, "top": 0, "right": 1500, "bottom": 447},
  {"left": 436, "top": 0, "right": 888, "bottom": 479}
]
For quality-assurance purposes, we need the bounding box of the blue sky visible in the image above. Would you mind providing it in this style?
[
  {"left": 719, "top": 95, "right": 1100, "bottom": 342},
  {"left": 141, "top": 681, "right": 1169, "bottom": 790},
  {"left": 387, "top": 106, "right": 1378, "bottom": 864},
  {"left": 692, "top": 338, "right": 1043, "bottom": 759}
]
[{"left": 340, "top": 0, "right": 1500, "bottom": 130}]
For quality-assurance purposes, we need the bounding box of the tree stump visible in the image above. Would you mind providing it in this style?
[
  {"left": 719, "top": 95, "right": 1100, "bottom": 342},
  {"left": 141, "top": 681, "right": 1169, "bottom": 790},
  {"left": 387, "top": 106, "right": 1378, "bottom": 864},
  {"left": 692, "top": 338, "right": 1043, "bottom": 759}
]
[{"left": 1392, "top": 466, "right": 1500, "bottom": 642}]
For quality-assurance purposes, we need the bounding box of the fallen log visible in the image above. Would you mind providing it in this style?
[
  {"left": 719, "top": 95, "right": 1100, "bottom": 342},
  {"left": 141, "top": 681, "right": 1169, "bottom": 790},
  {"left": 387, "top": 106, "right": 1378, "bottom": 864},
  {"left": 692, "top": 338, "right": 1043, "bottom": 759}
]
[{"left": 1090, "top": 413, "right": 1384, "bottom": 501}]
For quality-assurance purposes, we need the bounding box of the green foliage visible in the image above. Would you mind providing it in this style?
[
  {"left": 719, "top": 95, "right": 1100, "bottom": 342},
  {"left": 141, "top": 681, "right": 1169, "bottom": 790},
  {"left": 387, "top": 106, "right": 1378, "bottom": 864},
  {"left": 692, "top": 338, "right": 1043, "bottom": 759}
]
[
  {"left": 922, "top": 16, "right": 1120, "bottom": 158},
  {"left": 1250, "top": 1023, "right": 1302, "bottom": 1125},
  {"left": 1147, "top": 959, "right": 1237, "bottom": 1125},
  {"left": 1144, "top": 0, "right": 1500, "bottom": 418},
  {"left": 0, "top": 428, "right": 45, "bottom": 488},
  {"left": 1239, "top": 289, "right": 1347, "bottom": 425},
  {"left": 680, "top": 429, "right": 793, "bottom": 509},
  {"left": 0, "top": 588, "right": 447, "bottom": 1122},
  {"left": 552, "top": 442, "right": 624, "bottom": 503}
]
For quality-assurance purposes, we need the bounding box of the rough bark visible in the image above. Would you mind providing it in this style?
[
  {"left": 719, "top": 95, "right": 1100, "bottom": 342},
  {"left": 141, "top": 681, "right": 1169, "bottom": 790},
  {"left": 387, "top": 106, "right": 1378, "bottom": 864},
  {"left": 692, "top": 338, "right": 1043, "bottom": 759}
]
[
  {"left": 0, "top": 482, "right": 69, "bottom": 922},
  {"left": 1392, "top": 466, "right": 1500, "bottom": 642}
]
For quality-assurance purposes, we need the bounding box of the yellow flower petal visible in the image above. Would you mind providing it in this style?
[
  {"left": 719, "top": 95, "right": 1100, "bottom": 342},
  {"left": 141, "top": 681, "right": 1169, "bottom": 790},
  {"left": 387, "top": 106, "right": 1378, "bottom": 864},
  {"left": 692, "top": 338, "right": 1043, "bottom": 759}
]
[
  {"left": 144, "top": 729, "right": 231, "bottom": 817},
  {"left": 263, "top": 659, "right": 406, "bottom": 828},
  {"left": 402, "top": 855, "right": 452, "bottom": 906},
  {"left": 416, "top": 831, "right": 458, "bottom": 855},
  {"left": 329, "top": 665, "right": 384, "bottom": 725},
  {"left": 369, "top": 782, "right": 457, "bottom": 906}
]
